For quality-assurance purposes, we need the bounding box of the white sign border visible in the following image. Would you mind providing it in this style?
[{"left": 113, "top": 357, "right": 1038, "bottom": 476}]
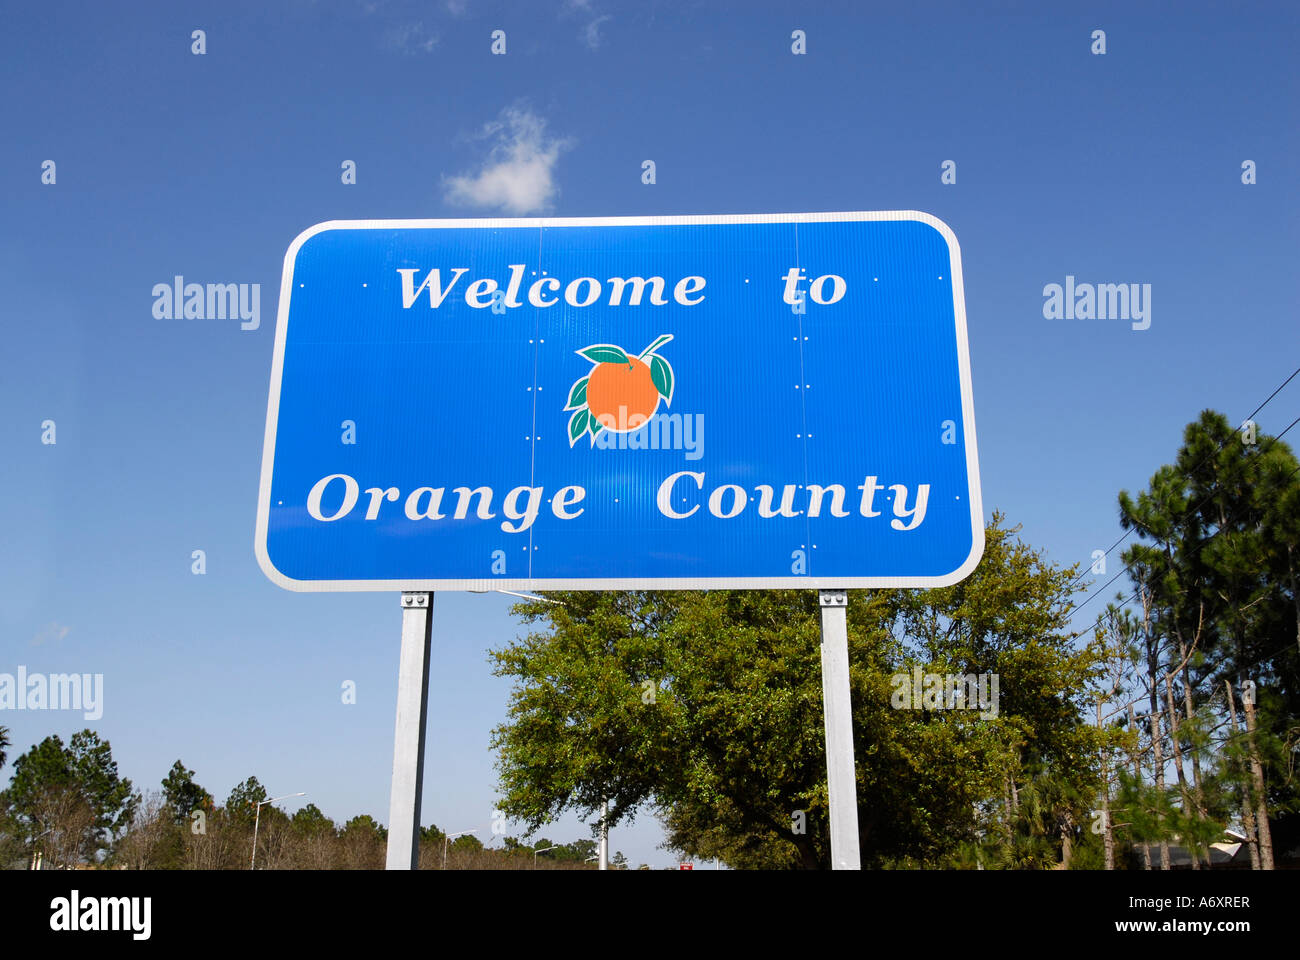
[{"left": 255, "top": 210, "right": 984, "bottom": 592}]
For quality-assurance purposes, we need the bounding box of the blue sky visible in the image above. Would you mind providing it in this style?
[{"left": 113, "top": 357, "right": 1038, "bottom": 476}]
[{"left": 2, "top": 0, "right": 1297, "bottom": 867}]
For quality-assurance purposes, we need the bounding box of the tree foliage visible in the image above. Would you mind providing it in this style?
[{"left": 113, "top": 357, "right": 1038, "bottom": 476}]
[
  {"left": 161, "top": 759, "right": 213, "bottom": 826},
  {"left": 225, "top": 776, "right": 269, "bottom": 826},
  {"left": 1110, "top": 409, "right": 1300, "bottom": 867},
  {"left": 3, "top": 729, "right": 136, "bottom": 866},
  {"left": 490, "top": 514, "right": 1105, "bottom": 868}
]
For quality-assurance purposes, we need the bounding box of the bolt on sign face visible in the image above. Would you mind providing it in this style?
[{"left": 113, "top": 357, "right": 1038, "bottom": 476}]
[{"left": 255, "top": 212, "right": 983, "bottom": 591}]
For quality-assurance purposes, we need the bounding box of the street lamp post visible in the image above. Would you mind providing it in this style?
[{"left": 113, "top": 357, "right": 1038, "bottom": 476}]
[
  {"left": 533, "top": 844, "right": 559, "bottom": 868},
  {"left": 250, "top": 792, "right": 306, "bottom": 870},
  {"left": 442, "top": 829, "right": 477, "bottom": 870}
]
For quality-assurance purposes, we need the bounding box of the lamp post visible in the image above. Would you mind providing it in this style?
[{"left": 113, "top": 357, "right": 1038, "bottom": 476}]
[
  {"left": 533, "top": 844, "right": 559, "bottom": 868},
  {"left": 442, "top": 829, "right": 477, "bottom": 870},
  {"left": 250, "top": 792, "right": 305, "bottom": 870}
]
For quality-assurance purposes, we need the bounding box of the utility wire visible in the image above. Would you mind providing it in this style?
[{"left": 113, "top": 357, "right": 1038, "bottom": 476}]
[
  {"left": 1062, "top": 363, "right": 1300, "bottom": 594},
  {"left": 1067, "top": 413, "right": 1300, "bottom": 623},
  {"left": 1107, "top": 643, "right": 1297, "bottom": 770}
]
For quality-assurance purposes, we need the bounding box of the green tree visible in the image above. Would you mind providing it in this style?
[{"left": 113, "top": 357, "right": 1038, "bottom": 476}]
[
  {"left": 161, "top": 760, "right": 213, "bottom": 826},
  {"left": 1118, "top": 410, "right": 1300, "bottom": 868},
  {"left": 500, "top": 834, "right": 529, "bottom": 855},
  {"left": 292, "top": 803, "right": 335, "bottom": 836},
  {"left": 451, "top": 832, "right": 483, "bottom": 853},
  {"left": 112, "top": 790, "right": 179, "bottom": 869},
  {"left": 340, "top": 813, "right": 387, "bottom": 841},
  {"left": 880, "top": 518, "right": 1103, "bottom": 868},
  {"left": 0, "top": 727, "right": 22, "bottom": 868},
  {"left": 225, "top": 776, "right": 268, "bottom": 825},
  {"left": 551, "top": 837, "right": 595, "bottom": 862},
  {"left": 420, "top": 822, "right": 446, "bottom": 846},
  {"left": 490, "top": 589, "right": 686, "bottom": 834},
  {"left": 490, "top": 515, "right": 1102, "bottom": 868},
  {"left": 4, "top": 730, "right": 136, "bottom": 865},
  {"left": 338, "top": 814, "right": 386, "bottom": 869}
]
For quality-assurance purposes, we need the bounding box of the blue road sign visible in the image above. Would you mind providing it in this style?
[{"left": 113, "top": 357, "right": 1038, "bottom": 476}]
[{"left": 256, "top": 212, "right": 983, "bottom": 591}]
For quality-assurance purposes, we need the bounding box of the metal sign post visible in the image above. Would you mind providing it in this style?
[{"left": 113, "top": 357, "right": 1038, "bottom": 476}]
[
  {"left": 385, "top": 592, "right": 433, "bottom": 869},
  {"left": 819, "top": 589, "right": 860, "bottom": 869}
]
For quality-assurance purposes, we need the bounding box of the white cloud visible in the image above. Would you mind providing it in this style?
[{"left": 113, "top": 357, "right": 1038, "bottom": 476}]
[
  {"left": 32, "top": 622, "right": 70, "bottom": 646},
  {"left": 562, "top": 0, "right": 611, "bottom": 51},
  {"left": 443, "top": 107, "right": 571, "bottom": 215},
  {"left": 581, "top": 13, "right": 612, "bottom": 50},
  {"left": 386, "top": 21, "right": 439, "bottom": 53}
]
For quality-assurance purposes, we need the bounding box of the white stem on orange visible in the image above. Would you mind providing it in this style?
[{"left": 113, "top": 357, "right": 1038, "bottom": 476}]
[{"left": 638, "top": 334, "right": 673, "bottom": 360}]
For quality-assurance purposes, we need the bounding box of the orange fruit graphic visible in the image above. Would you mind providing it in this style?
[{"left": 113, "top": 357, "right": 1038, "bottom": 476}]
[
  {"left": 565, "top": 335, "right": 674, "bottom": 446},
  {"left": 585, "top": 355, "right": 660, "bottom": 430}
]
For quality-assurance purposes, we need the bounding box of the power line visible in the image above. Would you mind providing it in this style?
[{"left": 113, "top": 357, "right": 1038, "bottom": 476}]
[
  {"left": 1061, "top": 363, "right": 1300, "bottom": 594},
  {"left": 1106, "top": 638, "right": 1299, "bottom": 773},
  {"left": 1245, "top": 364, "right": 1300, "bottom": 423},
  {"left": 1064, "top": 530, "right": 1133, "bottom": 593},
  {"left": 1067, "top": 414, "right": 1300, "bottom": 624}
]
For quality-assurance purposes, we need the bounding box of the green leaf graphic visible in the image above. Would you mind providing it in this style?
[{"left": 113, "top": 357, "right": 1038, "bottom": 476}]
[
  {"left": 568, "top": 408, "right": 590, "bottom": 446},
  {"left": 565, "top": 376, "right": 589, "bottom": 410},
  {"left": 578, "top": 344, "right": 630, "bottom": 365},
  {"left": 589, "top": 417, "right": 604, "bottom": 437},
  {"left": 649, "top": 354, "right": 674, "bottom": 406}
]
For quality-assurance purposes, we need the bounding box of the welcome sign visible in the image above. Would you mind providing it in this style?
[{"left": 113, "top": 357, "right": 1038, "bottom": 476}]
[{"left": 255, "top": 212, "right": 983, "bottom": 591}]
